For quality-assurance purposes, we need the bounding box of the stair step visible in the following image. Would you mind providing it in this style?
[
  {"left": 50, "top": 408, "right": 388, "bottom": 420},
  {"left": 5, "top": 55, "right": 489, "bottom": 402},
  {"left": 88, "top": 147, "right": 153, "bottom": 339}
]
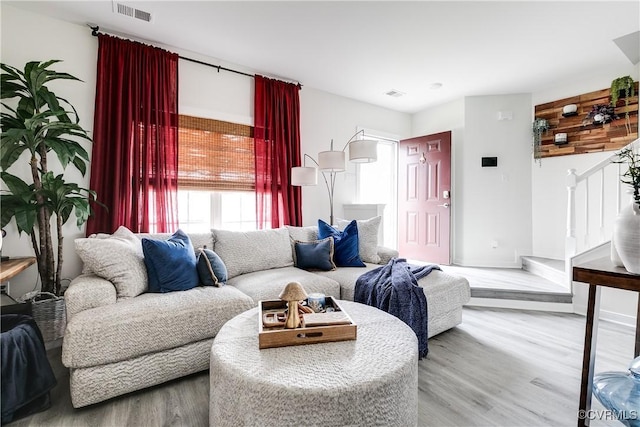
[
  {"left": 522, "top": 256, "right": 565, "bottom": 286},
  {"left": 470, "top": 288, "right": 573, "bottom": 304}
]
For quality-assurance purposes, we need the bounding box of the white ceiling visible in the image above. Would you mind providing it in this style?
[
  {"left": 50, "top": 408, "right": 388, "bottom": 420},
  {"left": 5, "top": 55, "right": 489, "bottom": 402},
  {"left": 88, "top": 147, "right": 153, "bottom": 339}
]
[{"left": 6, "top": 1, "right": 640, "bottom": 113}]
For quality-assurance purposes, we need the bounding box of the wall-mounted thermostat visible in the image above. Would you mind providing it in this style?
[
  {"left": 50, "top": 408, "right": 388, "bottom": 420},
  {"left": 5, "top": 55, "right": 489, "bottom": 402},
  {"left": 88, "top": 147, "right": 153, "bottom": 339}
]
[{"left": 481, "top": 157, "right": 498, "bottom": 167}]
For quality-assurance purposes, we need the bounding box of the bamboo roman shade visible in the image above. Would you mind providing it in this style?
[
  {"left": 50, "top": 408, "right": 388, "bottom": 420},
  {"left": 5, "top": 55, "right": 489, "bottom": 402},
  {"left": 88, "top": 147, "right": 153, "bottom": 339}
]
[{"left": 178, "top": 115, "right": 255, "bottom": 191}]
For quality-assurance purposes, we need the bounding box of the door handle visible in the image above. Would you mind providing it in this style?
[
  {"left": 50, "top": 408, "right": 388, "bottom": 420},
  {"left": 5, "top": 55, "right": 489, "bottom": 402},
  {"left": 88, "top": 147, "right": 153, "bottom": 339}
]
[{"left": 437, "top": 203, "right": 450, "bottom": 208}]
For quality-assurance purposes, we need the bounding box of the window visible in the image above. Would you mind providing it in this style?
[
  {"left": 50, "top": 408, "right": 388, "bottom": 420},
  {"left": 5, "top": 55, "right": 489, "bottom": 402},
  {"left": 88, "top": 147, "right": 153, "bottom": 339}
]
[
  {"left": 177, "top": 116, "right": 257, "bottom": 232},
  {"left": 177, "top": 190, "right": 256, "bottom": 232},
  {"left": 357, "top": 137, "right": 398, "bottom": 249}
]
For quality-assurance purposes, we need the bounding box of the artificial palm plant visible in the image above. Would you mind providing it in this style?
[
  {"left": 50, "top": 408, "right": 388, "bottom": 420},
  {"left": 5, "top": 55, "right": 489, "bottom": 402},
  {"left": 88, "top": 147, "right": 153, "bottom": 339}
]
[{"left": 1, "top": 60, "right": 97, "bottom": 296}]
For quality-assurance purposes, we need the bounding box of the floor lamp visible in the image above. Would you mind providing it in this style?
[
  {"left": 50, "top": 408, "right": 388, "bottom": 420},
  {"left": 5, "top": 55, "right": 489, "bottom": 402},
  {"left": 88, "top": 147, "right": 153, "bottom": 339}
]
[{"left": 291, "top": 130, "right": 378, "bottom": 225}]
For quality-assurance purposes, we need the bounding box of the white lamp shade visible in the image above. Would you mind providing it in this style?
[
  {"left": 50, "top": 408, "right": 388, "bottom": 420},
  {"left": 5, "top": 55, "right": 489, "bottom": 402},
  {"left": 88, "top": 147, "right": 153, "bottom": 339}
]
[
  {"left": 318, "top": 150, "right": 345, "bottom": 172},
  {"left": 291, "top": 166, "right": 318, "bottom": 186},
  {"left": 349, "top": 139, "right": 378, "bottom": 163}
]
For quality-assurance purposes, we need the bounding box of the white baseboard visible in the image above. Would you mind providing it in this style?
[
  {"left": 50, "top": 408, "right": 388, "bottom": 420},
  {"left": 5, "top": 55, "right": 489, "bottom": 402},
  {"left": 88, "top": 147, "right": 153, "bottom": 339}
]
[
  {"left": 599, "top": 310, "right": 636, "bottom": 328},
  {"left": 572, "top": 304, "right": 636, "bottom": 328},
  {"left": 451, "top": 259, "right": 522, "bottom": 269},
  {"left": 466, "top": 298, "right": 574, "bottom": 313},
  {"left": 466, "top": 299, "right": 635, "bottom": 327}
]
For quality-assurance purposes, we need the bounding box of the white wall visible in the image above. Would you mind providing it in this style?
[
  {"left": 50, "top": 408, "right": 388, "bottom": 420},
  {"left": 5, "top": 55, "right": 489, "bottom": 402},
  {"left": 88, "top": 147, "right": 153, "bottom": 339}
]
[
  {"left": 0, "top": 4, "right": 410, "bottom": 298},
  {"left": 462, "top": 94, "right": 533, "bottom": 267}
]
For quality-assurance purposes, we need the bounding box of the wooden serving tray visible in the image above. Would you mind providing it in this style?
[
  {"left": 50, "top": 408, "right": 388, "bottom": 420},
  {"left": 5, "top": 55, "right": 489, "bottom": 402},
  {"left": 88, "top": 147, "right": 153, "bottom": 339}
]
[{"left": 258, "top": 297, "right": 357, "bottom": 349}]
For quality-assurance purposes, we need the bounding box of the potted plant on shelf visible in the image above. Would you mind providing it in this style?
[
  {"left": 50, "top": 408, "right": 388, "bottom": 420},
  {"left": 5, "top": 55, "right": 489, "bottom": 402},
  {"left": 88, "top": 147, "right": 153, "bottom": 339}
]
[
  {"left": 612, "top": 145, "right": 640, "bottom": 274},
  {"left": 531, "top": 118, "right": 549, "bottom": 166},
  {"left": 582, "top": 104, "right": 619, "bottom": 126},
  {"left": 610, "top": 76, "right": 636, "bottom": 134},
  {"left": 610, "top": 75, "right": 636, "bottom": 107},
  {"left": 1, "top": 60, "right": 98, "bottom": 341}
]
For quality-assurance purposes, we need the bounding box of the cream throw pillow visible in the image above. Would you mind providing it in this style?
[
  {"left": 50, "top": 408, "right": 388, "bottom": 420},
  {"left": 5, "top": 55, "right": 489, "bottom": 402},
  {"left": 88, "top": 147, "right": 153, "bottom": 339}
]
[
  {"left": 212, "top": 228, "right": 294, "bottom": 279},
  {"left": 336, "top": 216, "right": 381, "bottom": 264},
  {"left": 75, "top": 226, "right": 148, "bottom": 298},
  {"left": 285, "top": 225, "right": 319, "bottom": 242}
]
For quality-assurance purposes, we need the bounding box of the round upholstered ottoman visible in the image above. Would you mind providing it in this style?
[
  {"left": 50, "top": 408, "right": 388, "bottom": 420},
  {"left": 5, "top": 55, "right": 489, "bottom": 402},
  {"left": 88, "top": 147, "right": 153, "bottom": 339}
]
[{"left": 209, "top": 300, "right": 418, "bottom": 427}]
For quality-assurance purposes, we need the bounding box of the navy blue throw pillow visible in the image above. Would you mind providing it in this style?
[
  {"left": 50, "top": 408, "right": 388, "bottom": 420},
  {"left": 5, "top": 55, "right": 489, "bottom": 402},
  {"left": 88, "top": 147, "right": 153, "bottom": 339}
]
[
  {"left": 318, "top": 220, "right": 365, "bottom": 267},
  {"left": 294, "top": 237, "right": 337, "bottom": 271},
  {"left": 142, "top": 229, "right": 199, "bottom": 293},
  {"left": 197, "top": 248, "right": 228, "bottom": 286}
]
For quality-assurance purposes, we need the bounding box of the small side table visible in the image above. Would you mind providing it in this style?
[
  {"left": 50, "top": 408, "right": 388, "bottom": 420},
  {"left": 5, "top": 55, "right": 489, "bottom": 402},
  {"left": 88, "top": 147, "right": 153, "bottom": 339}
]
[
  {"left": 1, "top": 257, "right": 36, "bottom": 314},
  {"left": 573, "top": 257, "right": 640, "bottom": 427},
  {"left": 1, "top": 257, "right": 37, "bottom": 282}
]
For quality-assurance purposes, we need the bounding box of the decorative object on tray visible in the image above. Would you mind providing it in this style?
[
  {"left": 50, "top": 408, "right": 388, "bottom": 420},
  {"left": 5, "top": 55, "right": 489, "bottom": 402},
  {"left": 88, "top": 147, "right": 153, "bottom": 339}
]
[
  {"left": 532, "top": 118, "right": 549, "bottom": 166},
  {"left": 562, "top": 104, "right": 578, "bottom": 117},
  {"left": 258, "top": 296, "right": 357, "bottom": 349},
  {"left": 592, "top": 356, "right": 640, "bottom": 427},
  {"left": 307, "top": 293, "right": 326, "bottom": 312},
  {"left": 582, "top": 104, "right": 619, "bottom": 125},
  {"left": 279, "top": 281, "right": 308, "bottom": 329},
  {"left": 302, "top": 311, "right": 351, "bottom": 327},
  {"left": 612, "top": 146, "right": 640, "bottom": 274}
]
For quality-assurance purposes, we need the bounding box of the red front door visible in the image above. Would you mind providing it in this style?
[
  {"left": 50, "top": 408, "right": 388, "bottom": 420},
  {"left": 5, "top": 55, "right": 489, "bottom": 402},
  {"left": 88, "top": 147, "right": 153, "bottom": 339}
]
[{"left": 398, "top": 131, "right": 452, "bottom": 264}]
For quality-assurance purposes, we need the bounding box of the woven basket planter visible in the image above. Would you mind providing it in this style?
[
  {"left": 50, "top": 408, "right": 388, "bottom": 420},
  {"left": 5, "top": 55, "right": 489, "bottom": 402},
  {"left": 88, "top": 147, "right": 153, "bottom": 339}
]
[{"left": 30, "top": 292, "right": 66, "bottom": 342}]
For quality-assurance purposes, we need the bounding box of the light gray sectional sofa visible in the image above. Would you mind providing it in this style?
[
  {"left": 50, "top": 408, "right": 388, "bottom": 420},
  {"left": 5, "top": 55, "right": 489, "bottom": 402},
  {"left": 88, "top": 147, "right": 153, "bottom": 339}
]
[{"left": 63, "top": 226, "right": 470, "bottom": 408}]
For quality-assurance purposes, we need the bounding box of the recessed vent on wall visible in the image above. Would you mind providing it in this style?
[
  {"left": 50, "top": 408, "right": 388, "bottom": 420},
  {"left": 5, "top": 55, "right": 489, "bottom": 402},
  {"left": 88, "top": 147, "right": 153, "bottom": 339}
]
[
  {"left": 113, "top": 2, "right": 152, "bottom": 22},
  {"left": 385, "top": 89, "right": 405, "bottom": 98}
]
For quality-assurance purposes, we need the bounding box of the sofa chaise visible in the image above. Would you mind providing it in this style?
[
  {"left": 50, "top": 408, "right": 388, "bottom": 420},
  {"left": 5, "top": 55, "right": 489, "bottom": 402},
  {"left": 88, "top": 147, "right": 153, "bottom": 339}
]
[{"left": 62, "top": 225, "right": 470, "bottom": 408}]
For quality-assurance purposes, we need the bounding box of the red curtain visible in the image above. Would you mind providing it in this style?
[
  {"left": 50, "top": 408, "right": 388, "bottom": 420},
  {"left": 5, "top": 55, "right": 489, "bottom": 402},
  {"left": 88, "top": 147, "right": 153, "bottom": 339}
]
[
  {"left": 254, "top": 75, "right": 302, "bottom": 229},
  {"left": 86, "top": 34, "right": 179, "bottom": 235}
]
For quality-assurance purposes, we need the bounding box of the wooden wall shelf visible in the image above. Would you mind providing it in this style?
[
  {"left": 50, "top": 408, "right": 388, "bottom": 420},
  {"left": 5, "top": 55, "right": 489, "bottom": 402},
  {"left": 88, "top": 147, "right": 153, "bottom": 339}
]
[{"left": 535, "top": 83, "right": 638, "bottom": 158}]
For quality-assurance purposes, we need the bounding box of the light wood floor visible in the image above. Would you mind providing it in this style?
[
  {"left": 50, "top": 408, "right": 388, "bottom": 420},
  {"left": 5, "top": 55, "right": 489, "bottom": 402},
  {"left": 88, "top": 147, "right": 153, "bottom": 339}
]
[{"left": 11, "top": 307, "right": 634, "bottom": 427}]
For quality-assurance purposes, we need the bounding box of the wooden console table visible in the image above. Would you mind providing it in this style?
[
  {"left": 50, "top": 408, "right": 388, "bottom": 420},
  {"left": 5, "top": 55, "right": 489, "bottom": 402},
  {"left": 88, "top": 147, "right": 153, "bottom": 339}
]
[
  {"left": 573, "top": 257, "right": 640, "bottom": 427},
  {"left": 1, "top": 257, "right": 37, "bottom": 283}
]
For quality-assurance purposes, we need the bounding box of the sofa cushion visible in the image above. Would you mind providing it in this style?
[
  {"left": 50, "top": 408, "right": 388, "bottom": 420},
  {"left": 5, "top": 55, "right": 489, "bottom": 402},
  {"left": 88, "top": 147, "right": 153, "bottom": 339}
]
[
  {"left": 337, "top": 216, "right": 382, "bottom": 264},
  {"left": 294, "top": 238, "right": 336, "bottom": 271},
  {"left": 196, "top": 248, "right": 228, "bottom": 286},
  {"left": 227, "top": 266, "right": 340, "bottom": 304},
  {"left": 142, "top": 230, "right": 200, "bottom": 293},
  {"left": 318, "top": 220, "right": 365, "bottom": 267},
  {"left": 62, "top": 285, "right": 254, "bottom": 368},
  {"left": 212, "top": 228, "right": 293, "bottom": 279},
  {"left": 74, "top": 226, "right": 148, "bottom": 299}
]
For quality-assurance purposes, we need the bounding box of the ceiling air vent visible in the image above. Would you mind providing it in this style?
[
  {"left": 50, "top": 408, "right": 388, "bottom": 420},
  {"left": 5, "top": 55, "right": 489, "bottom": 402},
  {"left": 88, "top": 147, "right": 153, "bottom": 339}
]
[
  {"left": 385, "top": 89, "right": 405, "bottom": 98},
  {"left": 113, "top": 2, "right": 152, "bottom": 22}
]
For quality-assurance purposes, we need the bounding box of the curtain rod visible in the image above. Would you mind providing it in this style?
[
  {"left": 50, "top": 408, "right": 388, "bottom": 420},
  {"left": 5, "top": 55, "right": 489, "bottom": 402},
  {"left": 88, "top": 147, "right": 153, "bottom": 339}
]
[{"left": 88, "top": 25, "right": 302, "bottom": 89}]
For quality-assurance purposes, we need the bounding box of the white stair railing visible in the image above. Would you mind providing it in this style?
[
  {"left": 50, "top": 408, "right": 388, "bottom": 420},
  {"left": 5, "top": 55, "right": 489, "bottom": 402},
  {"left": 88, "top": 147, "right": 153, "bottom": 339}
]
[{"left": 565, "top": 138, "right": 639, "bottom": 286}]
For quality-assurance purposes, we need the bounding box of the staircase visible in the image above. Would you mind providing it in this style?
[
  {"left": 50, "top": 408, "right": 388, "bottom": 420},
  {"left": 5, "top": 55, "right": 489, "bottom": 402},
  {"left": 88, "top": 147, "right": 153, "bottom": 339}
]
[
  {"left": 521, "top": 139, "right": 638, "bottom": 304},
  {"left": 465, "top": 138, "right": 639, "bottom": 311},
  {"left": 521, "top": 256, "right": 565, "bottom": 286},
  {"left": 564, "top": 139, "right": 639, "bottom": 285}
]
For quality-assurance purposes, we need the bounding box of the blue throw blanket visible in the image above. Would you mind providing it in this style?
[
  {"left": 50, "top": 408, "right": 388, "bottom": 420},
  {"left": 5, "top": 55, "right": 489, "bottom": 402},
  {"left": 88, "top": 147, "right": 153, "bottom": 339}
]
[
  {"left": 1, "top": 314, "right": 57, "bottom": 424},
  {"left": 355, "top": 258, "right": 440, "bottom": 359}
]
